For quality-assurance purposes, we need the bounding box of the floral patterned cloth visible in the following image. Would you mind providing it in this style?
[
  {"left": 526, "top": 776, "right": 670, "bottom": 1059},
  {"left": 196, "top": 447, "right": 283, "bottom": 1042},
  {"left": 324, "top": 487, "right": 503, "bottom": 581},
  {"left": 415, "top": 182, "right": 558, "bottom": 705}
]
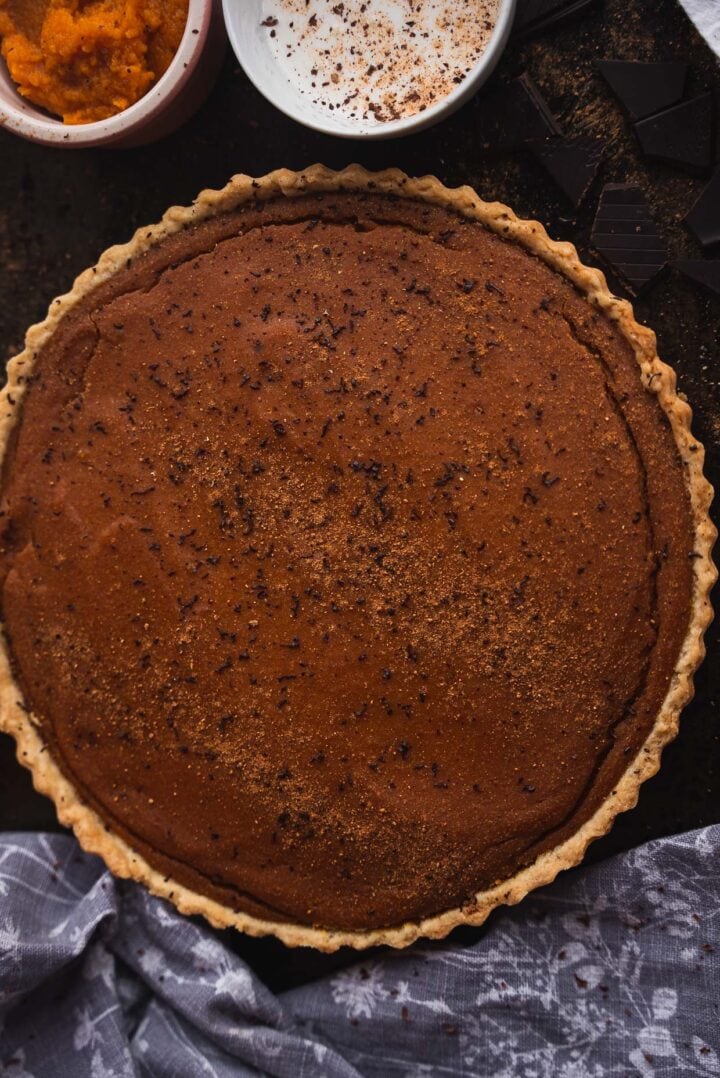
[{"left": 0, "top": 828, "right": 718, "bottom": 1077}]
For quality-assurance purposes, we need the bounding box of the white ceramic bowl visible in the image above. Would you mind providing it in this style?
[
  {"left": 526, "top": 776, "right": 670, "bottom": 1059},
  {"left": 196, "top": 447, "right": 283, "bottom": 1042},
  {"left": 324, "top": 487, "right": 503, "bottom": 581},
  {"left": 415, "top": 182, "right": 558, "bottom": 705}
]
[
  {"left": 0, "top": 0, "right": 226, "bottom": 148},
  {"left": 223, "top": 0, "right": 517, "bottom": 139}
]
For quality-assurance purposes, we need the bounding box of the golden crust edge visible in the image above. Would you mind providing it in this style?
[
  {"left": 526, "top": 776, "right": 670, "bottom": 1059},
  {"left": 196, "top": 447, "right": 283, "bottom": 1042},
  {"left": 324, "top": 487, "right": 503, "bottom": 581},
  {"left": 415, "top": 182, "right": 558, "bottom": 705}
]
[{"left": 0, "top": 163, "right": 715, "bottom": 953}]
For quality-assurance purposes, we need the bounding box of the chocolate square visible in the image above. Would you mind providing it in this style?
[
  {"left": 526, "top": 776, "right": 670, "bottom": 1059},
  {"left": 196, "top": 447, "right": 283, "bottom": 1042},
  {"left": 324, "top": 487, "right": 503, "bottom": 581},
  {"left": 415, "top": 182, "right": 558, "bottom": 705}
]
[
  {"left": 596, "top": 60, "right": 687, "bottom": 121},
  {"left": 591, "top": 184, "right": 668, "bottom": 292},
  {"left": 635, "top": 93, "right": 715, "bottom": 175}
]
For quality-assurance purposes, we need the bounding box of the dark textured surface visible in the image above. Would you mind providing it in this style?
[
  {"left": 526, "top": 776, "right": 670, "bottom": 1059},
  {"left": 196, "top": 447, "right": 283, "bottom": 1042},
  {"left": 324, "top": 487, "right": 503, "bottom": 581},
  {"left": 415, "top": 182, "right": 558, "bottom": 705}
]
[
  {"left": 675, "top": 258, "right": 720, "bottom": 296},
  {"left": 0, "top": 0, "right": 718, "bottom": 989}
]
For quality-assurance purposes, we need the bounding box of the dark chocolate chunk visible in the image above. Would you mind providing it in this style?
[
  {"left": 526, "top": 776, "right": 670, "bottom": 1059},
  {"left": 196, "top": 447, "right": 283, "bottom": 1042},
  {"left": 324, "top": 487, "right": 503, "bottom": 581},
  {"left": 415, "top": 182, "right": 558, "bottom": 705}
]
[
  {"left": 482, "top": 74, "right": 561, "bottom": 151},
  {"left": 673, "top": 260, "right": 720, "bottom": 297},
  {"left": 635, "top": 93, "right": 715, "bottom": 174},
  {"left": 596, "top": 60, "right": 687, "bottom": 121},
  {"left": 514, "top": 0, "right": 599, "bottom": 37},
  {"left": 591, "top": 184, "right": 668, "bottom": 292},
  {"left": 685, "top": 168, "right": 720, "bottom": 248},
  {"left": 531, "top": 138, "right": 606, "bottom": 206}
]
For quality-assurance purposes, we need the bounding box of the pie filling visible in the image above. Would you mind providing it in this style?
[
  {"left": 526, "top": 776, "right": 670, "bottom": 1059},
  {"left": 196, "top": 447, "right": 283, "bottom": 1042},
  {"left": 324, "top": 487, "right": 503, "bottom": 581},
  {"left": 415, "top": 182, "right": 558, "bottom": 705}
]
[{"left": 0, "top": 194, "right": 694, "bottom": 931}]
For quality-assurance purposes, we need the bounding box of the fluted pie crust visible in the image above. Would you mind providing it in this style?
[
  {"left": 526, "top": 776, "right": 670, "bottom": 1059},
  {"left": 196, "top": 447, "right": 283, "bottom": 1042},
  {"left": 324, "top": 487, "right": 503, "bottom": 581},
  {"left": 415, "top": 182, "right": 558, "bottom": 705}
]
[{"left": 0, "top": 165, "right": 715, "bottom": 951}]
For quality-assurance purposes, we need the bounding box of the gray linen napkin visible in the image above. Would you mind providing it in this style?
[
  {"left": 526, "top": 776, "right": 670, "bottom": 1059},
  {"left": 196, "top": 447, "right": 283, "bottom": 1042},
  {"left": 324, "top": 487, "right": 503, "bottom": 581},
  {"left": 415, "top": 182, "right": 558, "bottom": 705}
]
[
  {"left": 678, "top": 0, "right": 720, "bottom": 55},
  {"left": 1, "top": 827, "right": 718, "bottom": 1077}
]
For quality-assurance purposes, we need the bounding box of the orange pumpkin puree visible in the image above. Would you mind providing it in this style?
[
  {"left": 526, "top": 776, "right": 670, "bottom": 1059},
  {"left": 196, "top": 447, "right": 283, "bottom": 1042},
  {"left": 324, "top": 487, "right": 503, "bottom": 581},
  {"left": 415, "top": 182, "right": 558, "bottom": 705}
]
[{"left": 0, "top": 0, "right": 188, "bottom": 124}]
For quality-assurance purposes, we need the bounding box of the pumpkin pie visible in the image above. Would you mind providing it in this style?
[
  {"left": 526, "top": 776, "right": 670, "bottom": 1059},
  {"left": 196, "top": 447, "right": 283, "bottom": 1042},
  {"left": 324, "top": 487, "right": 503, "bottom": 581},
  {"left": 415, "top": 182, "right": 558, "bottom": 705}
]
[{"left": 0, "top": 166, "right": 714, "bottom": 950}]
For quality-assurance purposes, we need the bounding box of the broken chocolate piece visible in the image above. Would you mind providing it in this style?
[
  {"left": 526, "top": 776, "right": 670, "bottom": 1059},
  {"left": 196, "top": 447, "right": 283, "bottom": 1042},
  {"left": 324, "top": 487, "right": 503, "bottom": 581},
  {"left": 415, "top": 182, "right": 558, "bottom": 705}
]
[
  {"left": 591, "top": 184, "right": 668, "bottom": 292},
  {"left": 635, "top": 93, "right": 715, "bottom": 174},
  {"left": 673, "top": 260, "right": 720, "bottom": 297},
  {"left": 685, "top": 168, "right": 720, "bottom": 248},
  {"left": 596, "top": 60, "right": 687, "bottom": 121},
  {"left": 531, "top": 137, "right": 606, "bottom": 206},
  {"left": 482, "top": 74, "right": 561, "bottom": 151},
  {"left": 514, "top": 0, "right": 599, "bottom": 36}
]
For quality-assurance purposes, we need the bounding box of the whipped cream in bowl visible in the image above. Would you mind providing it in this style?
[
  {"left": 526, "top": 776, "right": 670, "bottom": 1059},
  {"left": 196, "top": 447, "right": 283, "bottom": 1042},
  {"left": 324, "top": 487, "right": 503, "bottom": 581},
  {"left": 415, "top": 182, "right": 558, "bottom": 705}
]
[{"left": 223, "top": 0, "right": 517, "bottom": 138}]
